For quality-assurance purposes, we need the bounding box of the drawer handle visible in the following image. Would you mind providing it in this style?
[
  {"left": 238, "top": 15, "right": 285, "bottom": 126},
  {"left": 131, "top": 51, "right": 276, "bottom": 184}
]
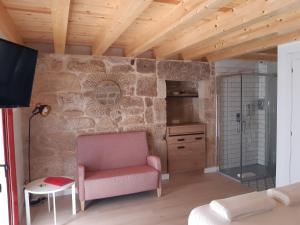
[
  {"left": 177, "top": 138, "right": 185, "bottom": 142},
  {"left": 195, "top": 137, "right": 203, "bottom": 140},
  {"left": 177, "top": 146, "right": 185, "bottom": 149}
]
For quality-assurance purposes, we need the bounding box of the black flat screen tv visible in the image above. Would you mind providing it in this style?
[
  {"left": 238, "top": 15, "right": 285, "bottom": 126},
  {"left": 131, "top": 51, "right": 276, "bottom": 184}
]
[{"left": 0, "top": 38, "right": 38, "bottom": 108}]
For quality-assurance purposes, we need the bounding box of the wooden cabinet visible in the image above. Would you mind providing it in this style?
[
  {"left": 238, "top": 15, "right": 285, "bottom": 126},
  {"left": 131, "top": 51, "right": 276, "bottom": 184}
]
[{"left": 166, "top": 124, "right": 206, "bottom": 174}]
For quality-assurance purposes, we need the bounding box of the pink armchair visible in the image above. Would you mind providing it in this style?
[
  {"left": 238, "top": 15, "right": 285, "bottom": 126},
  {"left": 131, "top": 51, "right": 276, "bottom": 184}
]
[{"left": 76, "top": 131, "right": 162, "bottom": 211}]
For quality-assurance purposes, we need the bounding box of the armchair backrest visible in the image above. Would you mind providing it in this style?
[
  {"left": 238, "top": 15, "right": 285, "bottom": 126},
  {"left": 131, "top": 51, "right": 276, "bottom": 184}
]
[{"left": 76, "top": 131, "right": 149, "bottom": 171}]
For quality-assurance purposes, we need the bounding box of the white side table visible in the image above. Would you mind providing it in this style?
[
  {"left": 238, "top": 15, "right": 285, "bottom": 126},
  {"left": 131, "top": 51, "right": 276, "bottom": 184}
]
[{"left": 24, "top": 177, "right": 76, "bottom": 225}]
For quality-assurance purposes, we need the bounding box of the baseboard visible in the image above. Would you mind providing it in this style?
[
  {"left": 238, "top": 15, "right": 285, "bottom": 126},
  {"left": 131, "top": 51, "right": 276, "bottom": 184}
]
[
  {"left": 204, "top": 167, "right": 219, "bottom": 173},
  {"left": 162, "top": 173, "right": 170, "bottom": 180}
]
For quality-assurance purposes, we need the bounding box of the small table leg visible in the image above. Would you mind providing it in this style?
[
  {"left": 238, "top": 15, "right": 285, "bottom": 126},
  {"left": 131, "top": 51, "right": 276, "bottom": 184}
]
[
  {"left": 71, "top": 183, "right": 76, "bottom": 215},
  {"left": 48, "top": 193, "right": 51, "bottom": 212},
  {"left": 53, "top": 193, "right": 57, "bottom": 225},
  {"left": 25, "top": 190, "right": 31, "bottom": 225}
]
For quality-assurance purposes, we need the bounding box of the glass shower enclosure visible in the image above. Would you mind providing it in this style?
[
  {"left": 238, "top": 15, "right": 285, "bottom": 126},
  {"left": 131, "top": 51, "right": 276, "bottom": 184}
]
[{"left": 217, "top": 74, "right": 277, "bottom": 190}]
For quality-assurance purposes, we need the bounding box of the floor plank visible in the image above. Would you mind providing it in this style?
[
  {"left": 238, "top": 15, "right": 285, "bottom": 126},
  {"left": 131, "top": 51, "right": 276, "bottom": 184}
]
[{"left": 25, "top": 172, "right": 253, "bottom": 225}]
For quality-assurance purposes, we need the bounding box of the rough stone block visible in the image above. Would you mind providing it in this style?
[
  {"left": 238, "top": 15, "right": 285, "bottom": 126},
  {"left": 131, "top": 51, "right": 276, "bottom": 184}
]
[
  {"left": 67, "top": 59, "right": 106, "bottom": 73},
  {"left": 120, "top": 96, "right": 144, "bottom": 108},
  {"left": 136, "top": 58, "right": 156, "bottom": 74},
  {"left": 94, "top": 115, "right": 117, "bottom": 130},
  {"left": 157, "top": 61, "right": 210, "bottom": 81},
  {"left": 104, "top": 56, "right": 131, "bottom": 65},
  {"left": 65, "top": 117, "right": 95, "bottom": 130},
  {"left": 63, "top": 110, "right": 85, "bottom": 117},
  {"left": 109, "top": 110, "right": 122, "bottom": 124},
  {"left": 57, "top": 92, "right": 84, "bottom": 111},
  {"left": 145, "top": 107, "right": 154, "bottom": 124},
  {"left": 145, "top": 98, "right": 153, "bottom": 107},
  {"left": 85, "top": 100, "right": 108, "bottom": 117},
  {"left": 157, "top": 79, "right": 166, "bottom": 98},
  {"left": 111, "top": 64, "right": 135, "bottom": 74},
  {"left": 136, "top": 77, "right": 157, "bottom": 97},
  {"left": 108, "top": 73, "right": 136, "bottom": 96},
  {"left": 198, "top": 80, "right": 210, "bottom": 97},
  {"left": 119, "top": 115, "right": 144, "bottom": 126},
  {"left": 153, "top": 98, "right": 166, "bottom": 123},
  {"left": 123, "top": 107, "right": 144, "bottom": 115}
]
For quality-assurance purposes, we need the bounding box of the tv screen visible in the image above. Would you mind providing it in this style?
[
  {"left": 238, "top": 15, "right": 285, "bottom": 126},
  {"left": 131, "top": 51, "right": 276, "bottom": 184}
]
[{"left": 0, "top": 38, "right": 38, "bottom": 108}]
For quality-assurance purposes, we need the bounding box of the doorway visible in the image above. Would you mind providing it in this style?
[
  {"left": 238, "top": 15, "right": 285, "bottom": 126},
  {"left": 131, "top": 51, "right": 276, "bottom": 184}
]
[{"left": 0, "top": 110, "right": 9, "bottom": 225}]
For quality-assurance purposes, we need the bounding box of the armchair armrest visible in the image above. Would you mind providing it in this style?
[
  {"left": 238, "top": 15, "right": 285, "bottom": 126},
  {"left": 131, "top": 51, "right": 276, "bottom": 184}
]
[
  {"left": 77, "top": 164, "right": 85, "bottom": 201},
  {"left": 147, "top": 155, "right": 162, "bottom": 197},
  {"left": 147, "top": 155, "right": 161, "bottom": 172}
]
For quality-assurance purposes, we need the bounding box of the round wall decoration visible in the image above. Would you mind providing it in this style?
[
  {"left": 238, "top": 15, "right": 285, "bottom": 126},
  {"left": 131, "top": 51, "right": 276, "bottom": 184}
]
[{"left": 95, "top": 80, "right": 121, "bottom": 106}]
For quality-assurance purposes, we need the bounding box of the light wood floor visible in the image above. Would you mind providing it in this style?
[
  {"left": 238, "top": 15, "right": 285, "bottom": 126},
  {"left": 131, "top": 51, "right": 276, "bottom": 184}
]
[{"left": 25, "top": 172, "right": 253, "bottom": 225}]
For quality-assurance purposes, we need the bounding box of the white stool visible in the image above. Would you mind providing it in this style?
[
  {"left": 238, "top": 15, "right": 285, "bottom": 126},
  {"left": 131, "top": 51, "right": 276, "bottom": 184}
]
[{"left": 24, "top": 177, "right": 76, "bottom": 225}]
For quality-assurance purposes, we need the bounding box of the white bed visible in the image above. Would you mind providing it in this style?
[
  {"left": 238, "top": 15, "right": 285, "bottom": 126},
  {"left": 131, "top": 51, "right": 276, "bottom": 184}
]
[{"left": 188, "top": 202, "right": 300, "bottom": 225}]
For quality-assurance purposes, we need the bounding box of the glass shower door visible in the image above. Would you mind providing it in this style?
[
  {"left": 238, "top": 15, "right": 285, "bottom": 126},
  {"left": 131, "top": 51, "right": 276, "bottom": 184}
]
[
  {"left": 218, "top": 75, "right": 243, "bottom": 179},
  {"left": 240, "top": 75, "right": 261, "bottom": 182},
  {"left": 265, "top": 75, "right": 277, "bottom": 179},
  {"left": 240, "top": 74, "right": 277, "bottom": 188}
]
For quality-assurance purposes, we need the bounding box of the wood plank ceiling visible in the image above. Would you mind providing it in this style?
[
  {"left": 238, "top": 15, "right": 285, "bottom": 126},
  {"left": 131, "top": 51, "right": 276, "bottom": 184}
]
[{"left": 0, "top": 0, "right": 299, "bottom": 61}]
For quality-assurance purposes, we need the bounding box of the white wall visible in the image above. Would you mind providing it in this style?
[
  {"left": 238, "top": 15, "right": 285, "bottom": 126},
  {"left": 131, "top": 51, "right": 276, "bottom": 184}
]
[
  {"left": 12, "top": 109, "right": 25, "bottom": 221},
  {"left": 277, "top": 41, "right": 300, "bottom": 187}
]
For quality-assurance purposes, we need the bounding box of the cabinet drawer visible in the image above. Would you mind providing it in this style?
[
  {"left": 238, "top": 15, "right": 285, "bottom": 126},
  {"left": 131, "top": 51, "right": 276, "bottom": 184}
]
[
  {"left": 167, "top": 124, "right": 205, "bottom": 136},
  {"left": 168, "top": 142, "right": 205, "bottom": 153},
  {"left": 167, "top": 134, "right": 205, "bottom": 144},
  {"left": 168, "top": 151, "right": 205, "bottom": 173},
  {"left": 167, "top": 142, "right": 205, "bottom": 173}
]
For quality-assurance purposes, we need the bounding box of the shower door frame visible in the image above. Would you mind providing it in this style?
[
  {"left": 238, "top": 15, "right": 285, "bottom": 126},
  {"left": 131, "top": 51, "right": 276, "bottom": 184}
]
[{"left": 217, "top": 73, "right": 277, "bottom": 183}]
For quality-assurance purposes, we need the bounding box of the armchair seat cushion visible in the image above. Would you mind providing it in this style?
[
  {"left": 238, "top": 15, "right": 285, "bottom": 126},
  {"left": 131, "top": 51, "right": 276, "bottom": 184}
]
[{"left": 84, "top": 165, "right": 159, "bottom": 200}]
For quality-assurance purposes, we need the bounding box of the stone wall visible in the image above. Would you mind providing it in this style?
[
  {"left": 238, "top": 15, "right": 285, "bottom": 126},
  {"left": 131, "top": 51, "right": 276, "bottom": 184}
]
[{"left": 23, "top": 54, "right": 215, "bottom": 179}]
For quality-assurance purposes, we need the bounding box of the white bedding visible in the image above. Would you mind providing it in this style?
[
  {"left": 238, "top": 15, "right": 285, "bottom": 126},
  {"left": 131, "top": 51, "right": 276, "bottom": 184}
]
[
  {"left": 188, "top": 202, "right": 300, "bottom": 225},
  {"left": 267, "top": 182, "right": 300, "bottom": 206},
  {"left": 209, "top": 191, "right": 276, "bottom": 221}
]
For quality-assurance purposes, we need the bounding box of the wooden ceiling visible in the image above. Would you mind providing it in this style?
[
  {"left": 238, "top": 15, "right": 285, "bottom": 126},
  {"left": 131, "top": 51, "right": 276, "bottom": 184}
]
[{"left": 1, "top": 0, "right": 299, "bottom": 61}]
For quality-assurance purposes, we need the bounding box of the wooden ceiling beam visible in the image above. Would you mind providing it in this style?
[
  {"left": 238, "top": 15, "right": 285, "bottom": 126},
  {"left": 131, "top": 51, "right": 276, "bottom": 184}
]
[
  {"left": 235, "top": 53, "right": 277, "bottom": 61},
  {"left": 182, "top": 9, "right": 300, "bottom": 59},
  {"left": 125, "top": 0, "right": 231, "bottom": 57},
  {"left": 154, "top": 0, "right": 300, "bottom": 59},
  {"left": 206, "top": 30, "right": 300, "bottom": 62},
  {"left": 92, "top": 0, "right": 153, "bottom": 56},
  {"left": 51, "top": 0, "right": 71, "bottom": 54},
  {"left": 154, "top": 0, "right": 181, "bottom": 4},
  {"left": 0, "top": 0, "right": 22, "bottom": 44}
]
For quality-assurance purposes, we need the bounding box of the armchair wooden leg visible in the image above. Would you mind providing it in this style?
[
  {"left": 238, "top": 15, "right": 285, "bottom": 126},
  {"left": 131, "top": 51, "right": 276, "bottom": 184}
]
[
  {"left": 157, "top": 187, "right": 162, "bottom": 198},
  {"left": 80, "top": 201, "right": 85, "bottom": 211}
]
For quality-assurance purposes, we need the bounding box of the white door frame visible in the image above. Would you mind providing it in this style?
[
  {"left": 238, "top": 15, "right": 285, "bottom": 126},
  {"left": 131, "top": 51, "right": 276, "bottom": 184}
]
[
  {"left": 0, "top": 110, "right": 10, "bottom": 225},
  {"left": 290, "top": 53, "right": 300, "bottom": 184},
  {"left": 277, "top": 41, "right": 300, "bottom": 187}
]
